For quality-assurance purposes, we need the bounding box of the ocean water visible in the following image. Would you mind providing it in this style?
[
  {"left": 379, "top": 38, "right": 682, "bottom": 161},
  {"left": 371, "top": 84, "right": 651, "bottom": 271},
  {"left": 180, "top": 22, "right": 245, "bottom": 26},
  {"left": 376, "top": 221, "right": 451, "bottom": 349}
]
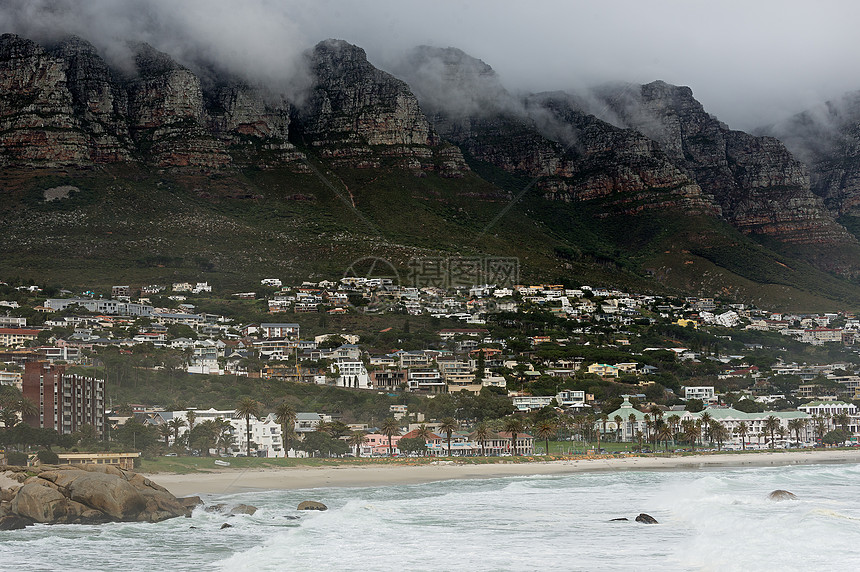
[{"left": 2, "top": 462, "right": 860, "bottom": 571}]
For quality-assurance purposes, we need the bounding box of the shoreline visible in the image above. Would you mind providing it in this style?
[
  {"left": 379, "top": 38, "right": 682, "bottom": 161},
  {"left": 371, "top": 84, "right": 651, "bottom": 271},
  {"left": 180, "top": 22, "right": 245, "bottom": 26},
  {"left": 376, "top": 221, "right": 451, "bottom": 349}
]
[{"left": 146, "top": 449, "right": 860, "bottom": 498}]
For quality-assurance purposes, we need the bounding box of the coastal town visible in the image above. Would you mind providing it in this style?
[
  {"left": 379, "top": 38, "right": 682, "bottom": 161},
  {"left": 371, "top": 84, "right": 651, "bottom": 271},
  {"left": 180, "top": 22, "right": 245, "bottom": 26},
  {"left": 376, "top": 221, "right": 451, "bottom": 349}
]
[{"left": 1, "top": 273, "right": 859, "bottom": 464}]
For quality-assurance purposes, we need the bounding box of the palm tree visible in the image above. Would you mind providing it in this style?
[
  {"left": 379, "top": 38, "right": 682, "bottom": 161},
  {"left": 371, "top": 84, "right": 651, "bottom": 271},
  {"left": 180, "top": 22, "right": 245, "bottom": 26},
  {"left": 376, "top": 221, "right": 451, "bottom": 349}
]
[
  {"left": 159, "top": 424, "right": 172, "bottom": 446},
  {"left": 503, "top": 415, "right": 525, "bottom": 456},
  {"left": 535, "top": 419, "right": 557, "bottom": 456},
  {"left": 585, "top": 413, "right": 597, "bottom": 443},
  {"left": 415, "top": 424, "right": 432, "bottom": 456},
  {"left": 699, "top": 411, "right": 712, "bottom": 444},
  {"left": 274, "top": 401, "right": 296, "bottom": 456},
  {"left": 834, "top": 412, "right": 851, "bottom": 434},
  {"left": 656, "top": 419, "right": 668, "bottom": 450},
  {"left": 186, "top": 410, "right": 196, "bottom": 432},
  {"left": 234, "top": 397, "right": 262, "bottom": 457},
  {"left": 595, "top": 417, "right": 603, "bottom": 453},
  {"left": 380, "top": 417, "right": 400, "bottom": 456},
  {"left": 813, "top": 414, "right": 827, "bottom": 442},
  {"left": 613, "top": 415, "right": 623, "bottom": 442},
  {"left": 735, "top": 421, "right": 749, "bottom": 450},
  {"left": 439, "top": 417, "right": 458, "bottom": 456},
  {"left": 315, "top": 420, "right": 331, "bottom": 436},
  {"left": 788, "top": 418, "right": 807, "bottom": 446},
  {"left": 473, "top": 422, "right": 491, "bottom": 457},
  {"left": 348, "top": 431, "right": 367, "bottom": 457},
  {"left": 657, "top": 424, "right": 674, "bottom": 452},
  {"left": 763, "top": 415, "right": 780, "bottom": 449},
  {"left": 710, "top": 421, "right": 728, "bottom": 451},
  {"left": 214, "top": 418, "right": 234, "bottom": 455},
  {"left": 628, "top": 413, "right": 637, "bottom": 444},
  {"left": 681, "top": 419, "right": 699, "bottom": 451},
  {"left": 16, "top": 397, "right": 38, "bottom": 422},
  {"left": 168, "top": 417, "right": 186, "bottom": 446},
  {"left": 642, "top": 413, "right": 652, "bottom": 446},
  {"left": 667, "top": 414, "right": 681, "bottom": 440}
]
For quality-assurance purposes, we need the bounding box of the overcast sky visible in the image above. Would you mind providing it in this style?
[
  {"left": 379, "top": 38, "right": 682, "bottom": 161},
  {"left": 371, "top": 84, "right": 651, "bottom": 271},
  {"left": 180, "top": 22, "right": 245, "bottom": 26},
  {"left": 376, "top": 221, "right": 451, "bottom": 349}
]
[{"left": 3, "top": 0, "right": 859, "bottom": 129}]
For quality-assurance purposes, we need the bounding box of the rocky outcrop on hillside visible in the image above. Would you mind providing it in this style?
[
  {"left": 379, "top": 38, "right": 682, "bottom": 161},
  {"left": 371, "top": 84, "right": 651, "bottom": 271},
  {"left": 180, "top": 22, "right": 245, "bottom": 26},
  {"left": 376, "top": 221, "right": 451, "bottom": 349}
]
[
  {"left": 762, "top": 92, "right": 860, "bottom": 217},
  {"left": 527, "top": 93, "right": 718, "bottom": 215},
  {"left": 205, "top": 81, "right": 306, "bottom": 170},
  {"left": 395, "top": 47, "right": 716, "bottom": 215},
  {"left": 0, "top": 34, "right": 309, "bottom": 172},
  {"left": 0, "top": 34, "right": 467, "bottom": 176},
  {"left": 0, "top": 464, "right": 196, "bottom": 528},
  {"left": 51, "top": 37, "right": 133, "bottom": 163},
  {"left": 295, "top": 40, "right": 466, "bottom": 176},
  {"left": 591, "top": 81, "right": 856, "bottom": 246},
  {"left": 0, "top": 34, "right": 94, "bottom": 168},
  {"left": 125, "top": 43, "right": 232, "bottom": 170}
]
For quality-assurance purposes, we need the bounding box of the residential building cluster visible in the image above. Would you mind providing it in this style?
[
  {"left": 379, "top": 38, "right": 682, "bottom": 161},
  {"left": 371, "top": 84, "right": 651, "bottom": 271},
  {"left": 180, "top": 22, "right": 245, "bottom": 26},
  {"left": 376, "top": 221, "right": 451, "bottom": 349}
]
[{"left": 2, "top": 276, "right": 860, "bottom": 449}]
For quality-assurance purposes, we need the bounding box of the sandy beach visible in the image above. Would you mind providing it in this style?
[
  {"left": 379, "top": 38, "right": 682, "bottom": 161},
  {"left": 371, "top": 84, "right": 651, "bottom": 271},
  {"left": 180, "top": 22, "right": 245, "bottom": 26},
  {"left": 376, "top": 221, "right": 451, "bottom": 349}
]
[{"left": 147, "top": 449, "right": 860, "bottom": 497}]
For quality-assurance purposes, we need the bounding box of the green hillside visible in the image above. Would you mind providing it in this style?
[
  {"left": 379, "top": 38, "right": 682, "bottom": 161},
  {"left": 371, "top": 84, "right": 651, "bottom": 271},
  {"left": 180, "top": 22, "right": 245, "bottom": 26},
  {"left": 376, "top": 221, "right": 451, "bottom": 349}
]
[{"left": 2, "top": 157, "right": 860, "bottom": 311}]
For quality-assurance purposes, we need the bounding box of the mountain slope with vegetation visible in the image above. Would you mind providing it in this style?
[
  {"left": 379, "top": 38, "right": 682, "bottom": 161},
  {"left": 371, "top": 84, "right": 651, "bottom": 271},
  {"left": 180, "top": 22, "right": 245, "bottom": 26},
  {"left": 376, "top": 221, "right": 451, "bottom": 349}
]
[{"left": 1, "top": 34, "right": 860, "bottom": 310}]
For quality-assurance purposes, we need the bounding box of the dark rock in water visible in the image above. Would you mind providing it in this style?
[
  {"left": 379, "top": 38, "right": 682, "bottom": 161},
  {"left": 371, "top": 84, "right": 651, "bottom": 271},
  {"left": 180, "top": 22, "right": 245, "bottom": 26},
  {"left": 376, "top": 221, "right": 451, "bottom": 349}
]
[
  {"left": 609, "top": 517, "right": 629, "bottom": 521},
  {"left": 229, "top": 504, "right": 257, "bottom": 515},
  {"left": 284, "top": 515, "right": 301, "bottom": 520},
  {"left": 297, "top": 501, "right": 327, "bottom": 511},
  {"left": 768, "top": 490, "right": 798, "bottom": 501},
  {"left": 635, "top": 513, "right": 658, "bottom": 524},
  {"left": 0, "top": 514, "right": 33, "bottom": 530},
  {"left": 205, "top": 503, "right": 227, "bottom": 513},
  {"left": 220, "top": 523, "right": 232, "bottom": 529}
]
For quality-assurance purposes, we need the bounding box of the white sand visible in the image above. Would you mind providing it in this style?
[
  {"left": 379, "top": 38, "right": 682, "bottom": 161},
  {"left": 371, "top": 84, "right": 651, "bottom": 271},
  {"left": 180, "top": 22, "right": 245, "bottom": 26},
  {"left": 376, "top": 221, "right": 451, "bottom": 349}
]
[{"left": 146, "top": 449, "right": 860, "bottom": 498}]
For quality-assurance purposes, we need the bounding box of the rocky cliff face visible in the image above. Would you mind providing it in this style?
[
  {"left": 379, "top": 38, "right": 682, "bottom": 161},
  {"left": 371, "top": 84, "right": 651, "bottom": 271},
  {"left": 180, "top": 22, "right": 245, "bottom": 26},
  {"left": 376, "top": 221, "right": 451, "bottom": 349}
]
[
  {"left": 206, "top": 82, "right": 306, "bottom": 170},
  {"left": 395, "top": 47, "right": 716, "bottom": 216},
  {"left": 0, "top": 34, "right": 94, "bottom": 168},
  {"left": 0, "top": 34, "right": 467, "bottom": 176},
  {"left": 51, "top": 37, "right": 132, "bottom": 163},
  {"left": 0, "top": 34, "right": 309, "bottom": 172},
  {"left": 762, "top": 92, "right": 860, "bottom": 217},
  {"left": 295, "top": 40, "right": 466, "bottom": 176},
  {"left": 591, "top": 80, "right": 855, "bottom": 245},
  {"left": 125, "top": 43, "right": 232, "bottom": 170}
]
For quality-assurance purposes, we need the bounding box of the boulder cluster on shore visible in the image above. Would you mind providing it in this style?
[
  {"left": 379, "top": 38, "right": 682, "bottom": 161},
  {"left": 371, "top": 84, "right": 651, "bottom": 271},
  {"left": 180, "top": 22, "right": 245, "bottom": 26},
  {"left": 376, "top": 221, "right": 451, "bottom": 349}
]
[{"left": 0, "top": 463, "right": 201, "bottom": 529}]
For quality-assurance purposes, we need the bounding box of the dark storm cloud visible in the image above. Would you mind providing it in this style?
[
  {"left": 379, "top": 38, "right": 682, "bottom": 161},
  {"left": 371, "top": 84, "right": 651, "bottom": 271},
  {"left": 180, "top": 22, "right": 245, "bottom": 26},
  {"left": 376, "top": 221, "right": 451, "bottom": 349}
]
[{"left": 1, "top": 0, "right": 858, "bottom": 129}]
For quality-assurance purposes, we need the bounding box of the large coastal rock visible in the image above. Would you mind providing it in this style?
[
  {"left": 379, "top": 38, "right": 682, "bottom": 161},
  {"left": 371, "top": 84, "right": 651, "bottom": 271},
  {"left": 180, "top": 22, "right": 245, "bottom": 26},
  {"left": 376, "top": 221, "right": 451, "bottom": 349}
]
[
  {"left": 767, "top": 489, "right": 798, "bottom": 501},
  {"left": 635, "top": 513, "right": 659, "bottom": 524},
  {"left": 297, "top": 500, "right": 328, "bottom": 511},
  {"left": 0, "top": 464, "right": 194, "bottom": 526}
]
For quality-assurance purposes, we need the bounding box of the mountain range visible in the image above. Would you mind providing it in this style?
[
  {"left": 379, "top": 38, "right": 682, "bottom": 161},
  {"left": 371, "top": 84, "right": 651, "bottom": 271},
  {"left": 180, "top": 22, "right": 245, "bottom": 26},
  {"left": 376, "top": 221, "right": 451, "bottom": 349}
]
[{"left": 2, "top": 32, "right": 860, "bottom": 310}]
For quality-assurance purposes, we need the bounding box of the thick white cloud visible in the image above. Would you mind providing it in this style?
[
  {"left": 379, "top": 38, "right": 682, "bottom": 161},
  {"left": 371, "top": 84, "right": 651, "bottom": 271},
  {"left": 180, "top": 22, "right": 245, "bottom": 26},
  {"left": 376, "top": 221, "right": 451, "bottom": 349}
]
[{"left": 1, "top": 0, "right": 858, "bottom": 129}]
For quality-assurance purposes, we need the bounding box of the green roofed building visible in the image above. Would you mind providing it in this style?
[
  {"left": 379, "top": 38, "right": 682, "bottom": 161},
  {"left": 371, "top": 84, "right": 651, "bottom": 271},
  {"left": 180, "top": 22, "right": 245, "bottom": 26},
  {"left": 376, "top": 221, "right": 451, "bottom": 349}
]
[
  {"left": 603, "top": 395, "right": 649, "bottom": 442},
  {"left": 681, "top": 406, "right": 813, "bottom": 448}
]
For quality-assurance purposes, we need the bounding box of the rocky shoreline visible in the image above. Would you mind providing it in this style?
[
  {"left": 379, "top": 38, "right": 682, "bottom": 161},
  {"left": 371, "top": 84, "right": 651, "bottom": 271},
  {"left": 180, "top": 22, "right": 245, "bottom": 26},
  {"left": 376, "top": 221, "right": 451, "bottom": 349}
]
[{"left": 0, "top": 463, "right": 201, "bottom": 530}]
